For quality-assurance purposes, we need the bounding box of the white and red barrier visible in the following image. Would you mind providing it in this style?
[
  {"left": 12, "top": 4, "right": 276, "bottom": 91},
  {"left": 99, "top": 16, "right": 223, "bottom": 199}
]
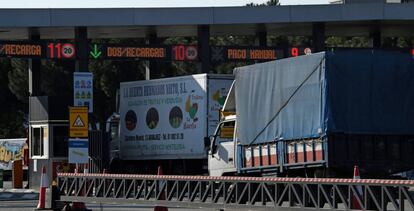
[
  {"left": 351, "top": 165, "right": 363, "bottom": 209},
  {"left": 57, "top": 172, "right": 414, "bottom": 186}
]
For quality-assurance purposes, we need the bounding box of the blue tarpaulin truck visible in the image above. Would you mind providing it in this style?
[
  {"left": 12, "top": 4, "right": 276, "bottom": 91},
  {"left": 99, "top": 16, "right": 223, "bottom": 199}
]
[{"left": 208, "top": 49, "right": 414, "bottom": 177}]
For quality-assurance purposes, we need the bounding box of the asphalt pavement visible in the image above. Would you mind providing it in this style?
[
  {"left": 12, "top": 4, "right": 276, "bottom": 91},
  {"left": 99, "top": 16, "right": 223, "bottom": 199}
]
[
  {"left": 0, "top": 181, "right": 38, "bottom": 201},
  {"left": 0, "top": 181, "right": 210, "bottom": 210},
  {"left": 0, "top": 200, "right": 211, "bottom": 211}
]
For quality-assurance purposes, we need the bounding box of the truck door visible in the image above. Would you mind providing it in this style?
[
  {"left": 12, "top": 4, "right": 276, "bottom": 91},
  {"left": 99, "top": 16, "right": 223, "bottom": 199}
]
[{"left": 208, "top": 120, "right": 236, "bottom": 176}]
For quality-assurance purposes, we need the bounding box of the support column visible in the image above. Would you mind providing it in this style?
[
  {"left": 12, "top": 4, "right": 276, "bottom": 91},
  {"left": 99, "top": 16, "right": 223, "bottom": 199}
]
[
  {"left": 75, "top": 27, "right": 88, "bottom": 72},
  {"left": 198, "top": 25, "right": 211, "bottom": 73},
  {"left": 278, "top": 37, "right": 289, "bottom": 59},
  {"left": 147, "top": 32, "right": 162, "bottom": 79},
  {"left": 256, "top": 25, "right": 267, "bottom": 47},
  {"left": 371, "top": 24, "right": 381, "bottom": 48},
  {"left": 28, "top": 28, "right": 41, "bottom": 96},
  {"left": 312, "top": 23, "right": 325, "bottom": 53}
]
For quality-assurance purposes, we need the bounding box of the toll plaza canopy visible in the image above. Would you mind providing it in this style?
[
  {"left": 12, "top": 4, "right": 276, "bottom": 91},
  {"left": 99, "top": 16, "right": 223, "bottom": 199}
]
[{"left": 0, "top": 2, "right": 414, "bottom": 39}]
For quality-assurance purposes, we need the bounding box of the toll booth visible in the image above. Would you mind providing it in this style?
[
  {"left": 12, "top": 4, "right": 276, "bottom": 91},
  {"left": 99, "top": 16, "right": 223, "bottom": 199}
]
[{"left": 28, "top": 96, "right": 72, "bottom": 189}]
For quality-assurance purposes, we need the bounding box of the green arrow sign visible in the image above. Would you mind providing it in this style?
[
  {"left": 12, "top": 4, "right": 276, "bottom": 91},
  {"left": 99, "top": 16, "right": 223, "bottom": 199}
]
[{"left": 90, "top": 44, "right": 102, "bottom": 59}]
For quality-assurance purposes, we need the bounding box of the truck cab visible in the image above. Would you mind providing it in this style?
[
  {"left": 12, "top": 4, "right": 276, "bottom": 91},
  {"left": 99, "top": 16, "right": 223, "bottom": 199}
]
[{"left": 208, "top": 115, "right": 237, "bottom": 176}]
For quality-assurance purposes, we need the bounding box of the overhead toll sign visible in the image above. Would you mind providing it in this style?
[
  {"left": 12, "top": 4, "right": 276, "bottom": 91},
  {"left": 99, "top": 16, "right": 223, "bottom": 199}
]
[
  {"left": 289, "top": 47, "right": 313, "bottom": 57},
  {"left": 0, "top": 41, "right": 76, "bottom": 59},
  {"left": 107, "top": 46, "right": 166, "bottom": 59},
  {"left": 0, "top": 42, "right": 42, "bottom": 58},
  {"left": 210, "top": 46, "right": 283, "bottom": 63},
  {"left": 69, "top": 107, "right": 88, "bottom": 138},
  {"left": 47, "top": 42, "right": 76, "bottom": 59},
  {"left": 89, "top": 44, "right": 198, "bottom": 61}
]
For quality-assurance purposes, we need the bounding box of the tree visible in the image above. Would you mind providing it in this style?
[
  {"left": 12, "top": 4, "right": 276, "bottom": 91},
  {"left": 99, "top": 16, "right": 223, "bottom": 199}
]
[
  {"left": 8, "top": 59, "right": 29, "bottom": 104},
  {"left": 325, "top": 36, "right": 370, "bottom": 48},
  {"left": 40, "top": 60, "right": 73, "bottom": 97},
  {"left": 0, "top": 59, "right": 26, "bottom": 138}
]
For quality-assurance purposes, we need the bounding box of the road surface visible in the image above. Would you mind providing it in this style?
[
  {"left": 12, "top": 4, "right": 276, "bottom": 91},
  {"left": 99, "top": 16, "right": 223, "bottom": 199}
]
[{"left": 0, "top": 200, "right": 215, "bottom": 211}]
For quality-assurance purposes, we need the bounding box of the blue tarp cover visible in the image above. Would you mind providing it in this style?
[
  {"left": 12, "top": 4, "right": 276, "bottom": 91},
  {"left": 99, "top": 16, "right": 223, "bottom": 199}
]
[
  {"left": 325, "top": 50, "right": 414, "bottom": 134},
  {"left": 235, "top": 50, "right": 414, "bottom": 146}
]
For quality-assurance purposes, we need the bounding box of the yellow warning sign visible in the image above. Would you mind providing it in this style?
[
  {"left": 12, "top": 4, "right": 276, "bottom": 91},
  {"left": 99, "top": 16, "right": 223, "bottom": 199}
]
[{"left": 69, "top": 107, "right": 88, "bottom": 138}]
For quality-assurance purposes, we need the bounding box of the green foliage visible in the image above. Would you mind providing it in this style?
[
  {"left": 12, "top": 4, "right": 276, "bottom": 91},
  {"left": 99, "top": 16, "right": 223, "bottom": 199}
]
[
  {"left": 8, "top": 59, "right": 29, "bottom": 103},
  {"left": 0, "top": 110, "right": 25, "bottom": 138},
  {"left": 0, "top": 59, "right": 26, "bottom": 138},
  {"left": 382, "top": 37, "right": 414, "bottom": 48},
  {"left": 40, "top": 60, "right": 73, "bottom": 97},
  {"left": 0, "top": 59, "right": 12, "bottom": 104},
  {"left": 326, "top": 37, "right": 370, "bottom": 48}
]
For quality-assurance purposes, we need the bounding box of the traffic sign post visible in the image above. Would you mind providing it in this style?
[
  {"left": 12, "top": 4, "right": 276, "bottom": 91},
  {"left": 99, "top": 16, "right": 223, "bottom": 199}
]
[
  {"left": 68, "top": 139, "right": 89, "bottom": 164},
  {"left": 73, "top": 72, "right": 93, "bottom": 113},
  {"left": 61, "top": 43, "right": 76, "bottom": 58},
  {"left": 68, "top": 105, "right": 89, "bottom": 192},
  {"left": 69, "top": 107, "right": 88, "bottom": 138}
]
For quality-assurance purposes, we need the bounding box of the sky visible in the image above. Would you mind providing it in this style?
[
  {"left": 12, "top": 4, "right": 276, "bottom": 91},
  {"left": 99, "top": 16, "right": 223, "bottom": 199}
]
[{"left": 0, "top": 0, "right": 331, "bottom": 8}]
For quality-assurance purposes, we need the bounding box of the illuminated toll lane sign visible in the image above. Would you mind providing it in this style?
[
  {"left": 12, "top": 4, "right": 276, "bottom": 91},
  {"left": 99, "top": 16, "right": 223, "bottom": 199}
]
[
  {"left": 89, "top": 44, "right": 198, "bottom": 61},
  {"left": 0, "top": 41, "right": 76, "bottom": 59},
  {"left": 0, "top": 42, "right": 42, "bottom": 58},
  {"left": 47, "top": 43, "right": 76, "bottom": 59},
  {"left": 107, "top": 46, "right": 166, "bottom": 59},
  {"left": 288, "top": 47, "right": 313, "bottom": 57},
  {"left": 211, "top": 46, "right": 283, "bottom": 62}
]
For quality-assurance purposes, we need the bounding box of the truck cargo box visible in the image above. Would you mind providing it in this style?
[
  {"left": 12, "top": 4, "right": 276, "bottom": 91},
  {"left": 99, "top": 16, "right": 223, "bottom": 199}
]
[
  {"left": 119, "top": 74, "right": 233, "bottom": 160},
  {"left": 232, "top": 50, "right": 414, "bottom": 176}
]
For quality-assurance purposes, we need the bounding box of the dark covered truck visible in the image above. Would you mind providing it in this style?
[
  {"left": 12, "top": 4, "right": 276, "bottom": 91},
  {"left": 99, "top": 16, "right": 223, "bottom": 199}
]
[{"left": 208, "top": 49, "right": 414, "bottom": 177}]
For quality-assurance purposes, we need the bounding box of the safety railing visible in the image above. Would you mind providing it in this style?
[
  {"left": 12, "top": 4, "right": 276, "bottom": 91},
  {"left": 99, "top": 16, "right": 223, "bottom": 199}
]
[{"left": 57, "top": 173, "right": 414, "bottom": 211}]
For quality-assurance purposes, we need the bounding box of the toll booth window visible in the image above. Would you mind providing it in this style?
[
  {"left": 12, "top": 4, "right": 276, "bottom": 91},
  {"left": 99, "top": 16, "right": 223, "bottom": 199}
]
[
  {"left": 53, "top": 126, "right": 68, "bottom": 157},
  {"left": 219, "top": 121, "right": 235, "bottom": 140},
  {"left": 31, "top": 126, "right": 47, "bottom": 157}
]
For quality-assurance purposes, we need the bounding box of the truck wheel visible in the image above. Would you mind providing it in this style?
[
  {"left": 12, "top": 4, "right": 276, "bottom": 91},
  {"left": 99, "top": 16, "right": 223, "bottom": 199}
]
[{"left": 313, "top": 168, "right": 325, "bottom": 178}]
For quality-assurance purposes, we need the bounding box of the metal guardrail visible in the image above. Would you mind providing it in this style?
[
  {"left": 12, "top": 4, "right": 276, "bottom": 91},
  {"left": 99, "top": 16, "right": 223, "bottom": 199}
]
[{"left": 57, "top": 173, "right": 414, "bottom": 211}]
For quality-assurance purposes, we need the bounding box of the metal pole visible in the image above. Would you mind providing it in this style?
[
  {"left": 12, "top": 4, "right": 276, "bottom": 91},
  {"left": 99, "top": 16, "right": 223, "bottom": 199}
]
[
  {"left": 28, "top": 27, "right": 41, "bottom": 96},
  {"left": 198, "top": 25, "right": 211, "bottom": 73}
]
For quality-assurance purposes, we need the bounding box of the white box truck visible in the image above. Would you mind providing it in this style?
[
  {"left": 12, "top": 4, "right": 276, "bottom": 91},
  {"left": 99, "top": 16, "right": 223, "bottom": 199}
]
[{"left": 108, "top": 74, "right": 233, "bottom": 174}]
